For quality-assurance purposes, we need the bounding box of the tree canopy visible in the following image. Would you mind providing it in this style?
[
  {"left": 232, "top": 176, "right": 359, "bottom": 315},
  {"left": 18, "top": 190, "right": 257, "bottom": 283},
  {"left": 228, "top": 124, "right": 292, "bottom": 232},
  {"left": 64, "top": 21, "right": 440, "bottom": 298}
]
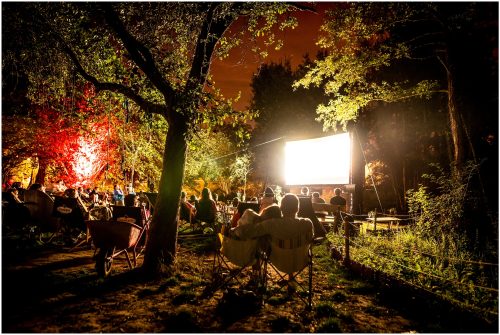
[
  {"left": 3, "top": 2, "right": 310, "bottom": 274},
  {"left": 295, "top": 2, "right": 498, "bottom": 168}
]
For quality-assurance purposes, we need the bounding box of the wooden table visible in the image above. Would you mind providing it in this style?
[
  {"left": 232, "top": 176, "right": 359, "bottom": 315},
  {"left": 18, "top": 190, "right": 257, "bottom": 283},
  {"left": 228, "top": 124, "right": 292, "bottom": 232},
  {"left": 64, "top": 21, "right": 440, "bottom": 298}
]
[{"left": 366, "top": 216, "right": 402, "bottom": 231}]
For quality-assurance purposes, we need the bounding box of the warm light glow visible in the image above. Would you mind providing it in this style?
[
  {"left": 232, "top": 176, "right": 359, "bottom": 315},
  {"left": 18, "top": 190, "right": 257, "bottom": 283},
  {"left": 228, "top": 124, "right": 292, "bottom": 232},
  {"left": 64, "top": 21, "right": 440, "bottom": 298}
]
[
  {"left": 284, "top": 133, "right": 351, "bottom": 185},
  {"left": 73, "top": 137, "right": 100, "bottom": 186}
]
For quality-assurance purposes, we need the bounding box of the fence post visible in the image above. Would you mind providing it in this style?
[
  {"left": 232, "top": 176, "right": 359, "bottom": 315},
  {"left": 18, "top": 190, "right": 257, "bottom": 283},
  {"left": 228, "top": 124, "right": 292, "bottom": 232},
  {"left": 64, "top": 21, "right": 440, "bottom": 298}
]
[
  {"left": 343, "top": 217, "right": 350, "bottom": 266},
  {"left": 373, "top": 208, "right": 377, "bottom": 232}
]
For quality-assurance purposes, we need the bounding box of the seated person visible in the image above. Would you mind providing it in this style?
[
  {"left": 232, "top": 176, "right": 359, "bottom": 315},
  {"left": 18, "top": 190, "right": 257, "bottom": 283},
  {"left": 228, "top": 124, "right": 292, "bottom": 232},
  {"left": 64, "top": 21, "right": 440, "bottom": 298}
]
[
  {"left": 233, "top": 193, "right": 313, "bottom": 281},
  {"left": 52, "top": 179, "right": 67, "bottom": 195},
  {"left": 311, "top": 192, "right": 326, "bottom": 204},
  {"left": 329, "top": 188, "right": 346, "bottom": 206},
  {"left": 195, "top": 187, "right": 217, "bottom": 224},
  {"left": 121, "top": 193, "right": 148, "bottom": 225},
  {"left": 259, "top": 187, "right": 276, "bottom": 213},
  {"left": 125, "top": 193, "right": 139, "bottom": 207},
  {"left": 4, "top": 188, "right": 31, "bottom": 225},
  {"left": 64, "top": 188, "right": 89, "bottom": 217},
  {"left": 220, "top": 204, "right": 281, "bottom": 278},
  {"left": 77, "top": 186, "right": 90, "bottom": 202},
  {"left": 179, "top": 191, "right": 196, "bottom": 223},
  {"left": 189, "top": 194, "right": 199, "bottom": 208},
  {"left": 231, "top": 197, "right": 239, "bottom": 210},
  {"left": 7, "top": 188, "right": 23, "bottom": 204},
  {"left": 230, "top": 201, "right": 259, "bottom": 228},
  {"left": 329, "top": 188, "right": 346, "bottom": 233},
  {"left": 28, "top": 183, "right": 47, "bottom": 193},
  {"left": 235, "top": 204, "right": 282, "bottom": 228},
  {"left": 300, "top": 186, "right": 310, "bottom": 196}
]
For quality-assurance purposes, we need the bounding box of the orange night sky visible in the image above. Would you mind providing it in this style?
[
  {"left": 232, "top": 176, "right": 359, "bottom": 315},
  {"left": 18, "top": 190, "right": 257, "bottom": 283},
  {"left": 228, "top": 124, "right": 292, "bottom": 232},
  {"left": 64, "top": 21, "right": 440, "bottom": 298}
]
[{"left": 210, "top": 3, "right": 334, "bottom": 111}]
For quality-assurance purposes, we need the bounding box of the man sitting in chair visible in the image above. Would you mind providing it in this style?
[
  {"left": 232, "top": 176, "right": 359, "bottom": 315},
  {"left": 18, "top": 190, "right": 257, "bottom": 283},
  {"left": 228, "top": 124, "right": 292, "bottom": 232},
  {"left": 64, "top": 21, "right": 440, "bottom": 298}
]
[
  {"left": 232, "top": 193, "right": 313, "bottom": 288},
  {"left": 329, "top": 188, "right": 346, "bottom": 233}
]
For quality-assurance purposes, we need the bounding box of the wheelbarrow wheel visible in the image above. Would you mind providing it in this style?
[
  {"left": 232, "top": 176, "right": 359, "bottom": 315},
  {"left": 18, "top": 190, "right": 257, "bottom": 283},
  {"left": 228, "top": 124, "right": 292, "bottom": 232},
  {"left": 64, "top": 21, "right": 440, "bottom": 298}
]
[{"left": 96, "top": 247, "right": 114, "bottom": 277}]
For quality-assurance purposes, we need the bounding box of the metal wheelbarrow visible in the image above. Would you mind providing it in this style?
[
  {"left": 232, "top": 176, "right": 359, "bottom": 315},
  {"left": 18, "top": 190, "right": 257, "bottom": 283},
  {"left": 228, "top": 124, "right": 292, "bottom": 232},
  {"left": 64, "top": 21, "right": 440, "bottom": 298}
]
[{"left": 87, "top": 216, "right": 147, "bottom": 277}]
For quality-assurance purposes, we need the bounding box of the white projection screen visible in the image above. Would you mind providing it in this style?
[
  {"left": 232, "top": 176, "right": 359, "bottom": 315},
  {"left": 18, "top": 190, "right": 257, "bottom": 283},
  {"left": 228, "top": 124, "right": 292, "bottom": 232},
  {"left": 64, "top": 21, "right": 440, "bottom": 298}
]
[{"left": 284, "top": 133, "right": 351, "bottom": 185}]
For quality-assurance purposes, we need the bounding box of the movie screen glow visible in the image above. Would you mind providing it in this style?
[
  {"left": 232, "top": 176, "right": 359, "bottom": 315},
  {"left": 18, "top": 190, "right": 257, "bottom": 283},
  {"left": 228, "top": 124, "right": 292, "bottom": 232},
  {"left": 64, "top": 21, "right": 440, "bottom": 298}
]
[{"left": 284, "top": 133, "right": 351, "bottom": 185}]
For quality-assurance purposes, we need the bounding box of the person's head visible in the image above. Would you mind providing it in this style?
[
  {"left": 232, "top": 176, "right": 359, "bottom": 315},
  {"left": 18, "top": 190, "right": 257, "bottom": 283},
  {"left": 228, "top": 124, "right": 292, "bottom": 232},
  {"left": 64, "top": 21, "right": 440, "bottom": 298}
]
[
  {"left": 260, "top": 204, "right": 282, "bottom": 221},
  {"left": 181, "top": 191, "right": 187, "bottom": 200},
  {"left": 280, "top": 193, "right": 299, "bottom": 218},
  {"left": 114, "top": 184, "right": 121, "bottom": 191},
  {"left": 201, "top": 187, "right": 212, "bottom": 200},
  {"left": 12, "top": 181, "right": 22, "bottom": 189},
  {"left": 232, "top": 197, "right": 239, "bottom": 207},
  {"left": 65, "top": 188, "right": 77, "bottom": 198},
  {"left": 190, "top": 194, "right": 198, "bottom": 202},
  {"left": 124, "top": 193, "right": 138, "bottom": 207},
  {"left": 334, "top": 188, "right": 342, "bottom": 196},
  {"left": 300, "top": 186, "right": 309, "bottom": 196},
  {"left": 312, "top": 192, "right": 321, "bottom": 199},
  {"left": 263, "top": 187, "right": 274, "bottom": 198}
]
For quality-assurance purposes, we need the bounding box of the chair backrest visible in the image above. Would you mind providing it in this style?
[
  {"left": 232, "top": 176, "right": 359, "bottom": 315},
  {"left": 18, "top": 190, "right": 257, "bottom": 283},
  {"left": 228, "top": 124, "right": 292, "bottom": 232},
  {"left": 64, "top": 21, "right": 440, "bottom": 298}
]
[
  {"left": 23, "top": 190, "right": 54, "bottom": 221},
  {"left": 111, "top": 205, "right": 144, "bottom": 227},
  {"left": 52, "top": 196, "right": 80, "bottom": 218},
  {"left": 219, "top": 233, "right": 258, "bottom": 267},
  {"left": 269, "top": 231, "right": 313, "bottom": 274}
]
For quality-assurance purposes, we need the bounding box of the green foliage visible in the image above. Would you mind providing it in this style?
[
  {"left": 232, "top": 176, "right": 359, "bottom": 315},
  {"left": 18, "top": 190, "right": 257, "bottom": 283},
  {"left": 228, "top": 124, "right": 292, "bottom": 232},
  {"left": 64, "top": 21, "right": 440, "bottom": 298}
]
[
  {"left": 118, "top": 103, "right": 167, "bottom": 188},
  {"left": 329, "top": 207, "right": 498, "bottom": 317},
  {"left": 406, "top": 162, "right": 477, "bottom": 240},
  {"left": 229, "top": 153, "right": 252, "bottom": 186},
  {"left": 294, "top": 3, "right": 444, "bottom": 131}
]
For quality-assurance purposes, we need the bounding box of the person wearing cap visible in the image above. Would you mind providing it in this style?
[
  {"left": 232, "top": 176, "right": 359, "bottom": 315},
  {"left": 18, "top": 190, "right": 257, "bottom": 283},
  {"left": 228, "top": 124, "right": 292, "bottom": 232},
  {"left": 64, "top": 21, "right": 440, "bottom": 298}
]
[{"left": 259, "top": 186, "right": 276, "bottom": 213}]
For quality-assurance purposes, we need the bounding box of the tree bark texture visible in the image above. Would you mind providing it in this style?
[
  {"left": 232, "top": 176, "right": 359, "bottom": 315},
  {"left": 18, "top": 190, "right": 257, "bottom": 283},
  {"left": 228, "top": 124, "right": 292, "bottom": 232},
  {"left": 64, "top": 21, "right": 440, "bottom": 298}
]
[
  {"left": 35, "top": 158, "right": 48, "bottom": 185},
  {"left": 142, "top": 116, "right": 188, "bottom": 274},
  {"left": 446, "top": 69, "right": 466, "bottom": 169}
]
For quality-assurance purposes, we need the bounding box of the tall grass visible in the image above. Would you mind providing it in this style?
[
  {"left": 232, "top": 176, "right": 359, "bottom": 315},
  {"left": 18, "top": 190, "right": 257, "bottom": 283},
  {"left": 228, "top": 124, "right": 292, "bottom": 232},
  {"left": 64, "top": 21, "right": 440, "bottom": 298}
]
[{"left": 329, "top": 162, "right": 498, "bottom": 316}]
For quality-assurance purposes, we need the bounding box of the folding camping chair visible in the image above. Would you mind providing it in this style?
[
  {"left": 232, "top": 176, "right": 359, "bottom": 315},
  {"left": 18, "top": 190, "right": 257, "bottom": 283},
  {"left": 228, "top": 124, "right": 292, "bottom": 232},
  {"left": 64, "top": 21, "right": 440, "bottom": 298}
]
[
  {"left": 262, "top": 230, "right": 315, "bottom": 309},
  {"left": 52, "top": 196, "right": 87, "bottom": 246},
  {"left": 211, "top": 233, "right": 266, "bottom": 292}
]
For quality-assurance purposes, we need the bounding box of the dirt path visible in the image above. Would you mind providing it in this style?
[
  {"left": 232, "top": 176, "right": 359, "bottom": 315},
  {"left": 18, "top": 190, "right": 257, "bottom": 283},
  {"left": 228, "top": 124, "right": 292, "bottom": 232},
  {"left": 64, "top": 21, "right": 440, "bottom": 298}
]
[{"left": 1, "top": 241, "right": 490, "bottom": 332}]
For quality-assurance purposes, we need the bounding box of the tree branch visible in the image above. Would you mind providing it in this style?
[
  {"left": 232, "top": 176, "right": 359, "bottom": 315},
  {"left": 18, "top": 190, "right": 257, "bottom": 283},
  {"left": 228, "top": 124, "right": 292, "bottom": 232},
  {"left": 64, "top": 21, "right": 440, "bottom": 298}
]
[
  {"left": 186, "top": 3, "right": 237, "bottom": 94},
  {"left": 33, "top": 5, "right": 166, "bottom": 116},
  {"left": 100, "top": 4, "right": 176, "bottom": 107},
  {"left": 61, "top": 41, "right": 165, "bottom": 115}
]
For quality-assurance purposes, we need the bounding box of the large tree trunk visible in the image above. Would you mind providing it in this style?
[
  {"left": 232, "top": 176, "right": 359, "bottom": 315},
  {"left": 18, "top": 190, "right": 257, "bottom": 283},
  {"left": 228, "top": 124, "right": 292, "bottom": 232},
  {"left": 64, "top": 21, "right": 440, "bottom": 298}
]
[
  {"left": 446, "top": 70, "right": 466, "bottom": 169},
  {"left": 142, "top": 116, "right": 188, "bottom": 275},
  {"left": 35, "top": 158, "right": 48, "bottom": 185}
]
